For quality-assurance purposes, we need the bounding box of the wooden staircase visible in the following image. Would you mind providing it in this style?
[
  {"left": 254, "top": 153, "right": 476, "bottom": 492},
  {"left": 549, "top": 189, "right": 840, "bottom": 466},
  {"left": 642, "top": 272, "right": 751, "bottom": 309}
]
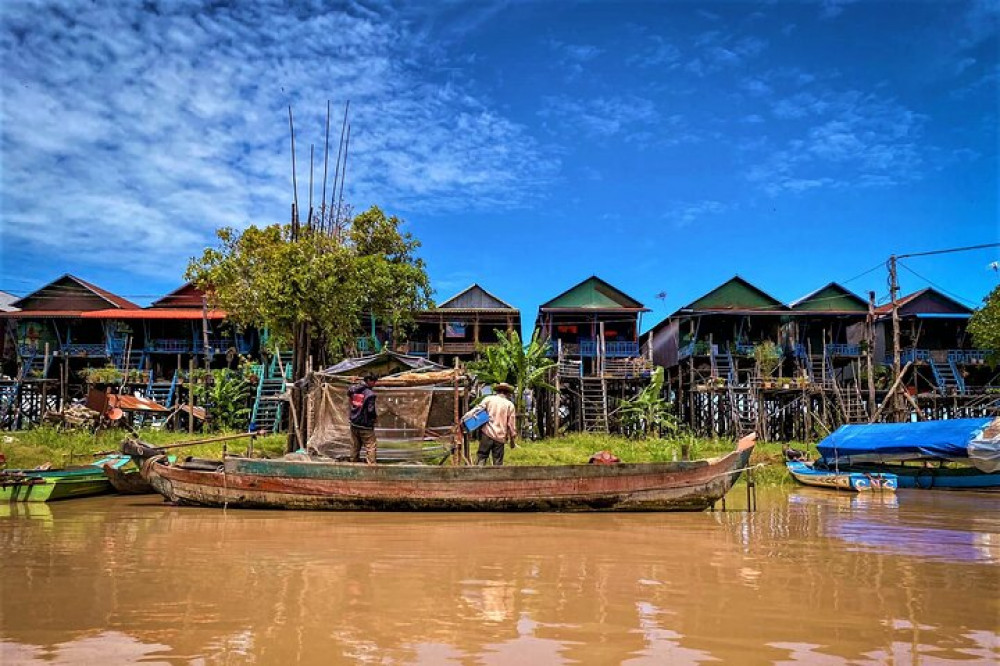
[
  {"left": 711, "top": 348, "right": 736, "bottom": 386},
  {"left": 804, "top": 354, "right": 833, "bottom": 388},
  {"left": 580, "top": 377, "right": 609, "bottom": 432}
]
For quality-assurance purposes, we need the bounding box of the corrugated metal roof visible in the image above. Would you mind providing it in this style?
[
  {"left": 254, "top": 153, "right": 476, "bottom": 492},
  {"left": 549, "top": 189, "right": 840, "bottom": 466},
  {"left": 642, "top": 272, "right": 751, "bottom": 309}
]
[
  {"left": 0, "top": 291, "right": 19, "bottom": 312},
  {"left": 436, "top": 284, "right": 516, "bottom": 310},
  {"left": 539, "top": 276, "right": 647, "bottom": 311}
]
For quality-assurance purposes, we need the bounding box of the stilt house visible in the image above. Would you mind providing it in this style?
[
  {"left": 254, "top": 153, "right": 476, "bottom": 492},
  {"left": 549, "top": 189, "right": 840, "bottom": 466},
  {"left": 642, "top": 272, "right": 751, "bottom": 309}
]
[
  {"left": 399, "top": 284, "right": 521, "bottom": 366},
  {"left": 874, "top": 288, "right": 989, "bottom": 396},
  {"left": 535, "top": 276, "right": 651, "bottom": 435}
]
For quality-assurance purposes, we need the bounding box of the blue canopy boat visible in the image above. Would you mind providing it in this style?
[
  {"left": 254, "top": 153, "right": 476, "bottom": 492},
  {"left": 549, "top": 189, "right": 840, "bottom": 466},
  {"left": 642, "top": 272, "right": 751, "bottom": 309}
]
[{"left": 791, "top": 418, "right": 1000, "bottom": 491}]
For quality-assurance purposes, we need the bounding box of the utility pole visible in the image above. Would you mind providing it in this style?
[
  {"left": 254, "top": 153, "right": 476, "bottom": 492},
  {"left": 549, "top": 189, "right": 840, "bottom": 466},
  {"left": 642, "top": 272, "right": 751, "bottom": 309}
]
[
  {"left": 867, "top": 290, "right": 876, "bottom": 416},
  {"left": 888, "top": 255, "right": 903, "bottom": 421}
]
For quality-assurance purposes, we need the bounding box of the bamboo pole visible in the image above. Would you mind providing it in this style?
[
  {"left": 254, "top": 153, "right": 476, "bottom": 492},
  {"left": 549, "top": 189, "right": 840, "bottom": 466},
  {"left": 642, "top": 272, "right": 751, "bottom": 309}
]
[{"left": 870, "top": 361, "right": 913, "bottom": 423}]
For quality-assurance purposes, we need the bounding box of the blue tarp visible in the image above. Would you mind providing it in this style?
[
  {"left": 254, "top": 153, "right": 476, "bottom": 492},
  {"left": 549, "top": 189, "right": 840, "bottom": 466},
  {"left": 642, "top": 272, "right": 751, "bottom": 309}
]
[{"left": 816, "top": 418, "right": 993, "bottom": 462}]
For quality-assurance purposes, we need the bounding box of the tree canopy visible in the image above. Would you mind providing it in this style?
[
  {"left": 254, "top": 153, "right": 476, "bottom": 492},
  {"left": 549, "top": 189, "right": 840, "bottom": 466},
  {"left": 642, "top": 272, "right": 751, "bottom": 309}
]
[
  {"left": 968, "top": 284, "right": 1000, "bottom": 365},
  {"left": 186, "top": 206, "right": 432, "bottom": 359}
]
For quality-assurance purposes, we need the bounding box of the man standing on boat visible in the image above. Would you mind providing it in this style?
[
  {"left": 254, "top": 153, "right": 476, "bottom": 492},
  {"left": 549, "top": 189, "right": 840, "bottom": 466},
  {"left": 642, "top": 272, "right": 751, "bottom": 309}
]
[
  {"left": 477, "top": 383, "right": 517, "bottom": 466},
  {"left": 348, "top": 374, "right": 378, "bottom": 464}
]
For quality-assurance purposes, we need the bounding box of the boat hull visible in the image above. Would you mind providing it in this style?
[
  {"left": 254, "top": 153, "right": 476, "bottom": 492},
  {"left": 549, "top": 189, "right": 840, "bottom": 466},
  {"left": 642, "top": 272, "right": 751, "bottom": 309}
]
[
  {"left": 838, "top": 463, "right": 1000, "bottom": 491},
  {"left": 103, "top": 464, "right": 155, "bottom": 495},
  {"left": 146, "top": 437, "right": 756, "bottom": 512},
  {"left": 786, "top": 461, "right": 897, "bottom": 492},
  {"left": 1, "top": 456, "right": 130, "bottom": 502}
]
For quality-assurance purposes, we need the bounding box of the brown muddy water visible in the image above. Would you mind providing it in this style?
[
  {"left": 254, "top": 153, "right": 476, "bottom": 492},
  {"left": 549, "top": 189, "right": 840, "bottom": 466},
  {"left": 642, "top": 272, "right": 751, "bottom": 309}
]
[{"left": 1, "top": 489, "right": 998, "bottom": 665}]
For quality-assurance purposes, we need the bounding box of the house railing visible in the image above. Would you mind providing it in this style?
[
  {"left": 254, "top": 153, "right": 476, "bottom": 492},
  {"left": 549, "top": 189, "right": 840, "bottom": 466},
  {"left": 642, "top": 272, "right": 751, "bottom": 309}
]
[
  {"left": 146, "top": 338, "right": 193, "bottom": 353},
  {"left": 733, "top": 343, "right": 756, "bottom": 356},
  {"left": 578, "top": 339, "right": 597, "bottom": 358},
  {"left": 826, "top": 344, "right": 860, "bottom": 357},
  {"left": 60, "top": 343, "right": 106, "bottom": 357},
  {"left": 437, "top": 342, "right": 477, "bottom": 355},
  {"left": 948, "top": 349, "right": 990, "bottom": 364},
  {"left": 405, "top": 341, "right": 429, "bottom": 357},
  {"left": 193, "top": 338, "right": 252, "bottom": 355},
  {"left": 885, "top": 349, "right": 930, "bottom": 365},
  {"left": 605, "top": 341, "right": 640, "bottom": 358}
]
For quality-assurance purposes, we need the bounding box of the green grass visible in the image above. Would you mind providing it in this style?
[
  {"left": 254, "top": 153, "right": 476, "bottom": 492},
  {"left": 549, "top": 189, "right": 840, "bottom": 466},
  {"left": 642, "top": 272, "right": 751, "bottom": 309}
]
[
  {"left": 507, "top": 432, "right": 800, "bottom": 487},
  {"left": 0, "top": 427, "right": 287, "bottom": 469},
  {"left": 1, "top": 428, "right": 804, "bottom": 487}
]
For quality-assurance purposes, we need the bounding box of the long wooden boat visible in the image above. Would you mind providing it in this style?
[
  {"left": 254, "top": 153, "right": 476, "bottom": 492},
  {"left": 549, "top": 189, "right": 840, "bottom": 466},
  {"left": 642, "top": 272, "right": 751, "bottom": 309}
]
[
  {"left": 144, "top": 434, "right": 756, "bottom": 512},
  {"left": 808, "top": 418, "right": 1000, "bottom": 491},
  {"left": 786, "top": 461, "right": 897, "bottom": 492},
  {"left": 1, "top": 456, "right": 130, "bottom": 502}
]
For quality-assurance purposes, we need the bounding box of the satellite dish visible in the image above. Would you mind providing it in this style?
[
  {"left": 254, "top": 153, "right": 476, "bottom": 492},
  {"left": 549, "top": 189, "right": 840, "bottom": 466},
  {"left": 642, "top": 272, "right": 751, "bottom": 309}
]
[{"left": 107, "top": 407, "right": 124, "bottom": 421}]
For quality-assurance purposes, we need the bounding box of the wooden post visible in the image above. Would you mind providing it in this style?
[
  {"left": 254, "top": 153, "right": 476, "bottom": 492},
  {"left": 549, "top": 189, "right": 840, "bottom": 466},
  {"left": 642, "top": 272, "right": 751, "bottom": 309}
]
[
  {"left": 888, "top": 255, "right": 903, "bottom": 421},
  {"left": 188, "top": 359, "right": 195, "bottom": 434},
  {"left": 61, "top": 356, "right": 68, "bottom": 410},
  {"left": 867, "top": 291, "right": 877, "bottom": 415},
  {"left": 452, "top": 359, "right": 461, "bottom": 466},
  {"left": 554, "top": 339, "right": 562, "bottom": 434},
  {"left": 201, "top": 296, "right": 211, "bottom": 370}
]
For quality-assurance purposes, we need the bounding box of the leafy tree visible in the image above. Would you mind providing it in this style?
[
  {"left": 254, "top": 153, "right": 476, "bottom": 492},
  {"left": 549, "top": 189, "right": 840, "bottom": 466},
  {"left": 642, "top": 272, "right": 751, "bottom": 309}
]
[
  {"left": 186, "top": 206, "right": 432, "bottom": 360},
  {"left": 968, "top": 284, "right": 1000, "bottom": 366},
  {"left": 618, "top": 367, "right": 677, "bottom": 439},
  {"left": 467, "top": 329, "right": 556, "bottom": 433}
]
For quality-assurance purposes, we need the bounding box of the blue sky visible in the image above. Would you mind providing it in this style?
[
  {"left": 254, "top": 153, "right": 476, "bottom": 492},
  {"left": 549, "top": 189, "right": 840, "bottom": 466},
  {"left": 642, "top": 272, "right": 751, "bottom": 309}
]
[{"left": 1, "top": 0, "right": 997, "bottom": 333}]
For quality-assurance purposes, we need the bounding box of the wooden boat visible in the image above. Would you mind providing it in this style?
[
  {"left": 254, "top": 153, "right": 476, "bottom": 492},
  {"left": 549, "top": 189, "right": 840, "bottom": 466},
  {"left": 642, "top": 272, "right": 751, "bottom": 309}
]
[
  {"left": 801, "top": 418, "right": 1000, "bottom": 491},
  {"left": 0, "top": 456, "right": 130, "bottom": 502},
  {"left": 102, "top": 463, "right": 154, "bottom": 495},
  {"left": 143, "top": 434, "right": 756, "bottom": 512},
  {"left": 786, "top": 461, "right": 897, "bottom": 492}
]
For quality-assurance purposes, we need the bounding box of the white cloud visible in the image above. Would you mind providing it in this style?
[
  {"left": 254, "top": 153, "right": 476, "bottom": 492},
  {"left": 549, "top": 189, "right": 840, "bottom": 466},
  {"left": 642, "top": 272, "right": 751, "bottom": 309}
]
[
  {"left": 0, "top": 1, "right": 557, "bottom": 278},
  {"left": 538, "top": 95, "right": 661, "bottom": 141},
  {"left": 746, "top": 90, "right": 926, "bottom": 196},
  {"left": 665, "top": 200, "right": 730, "bottom": 229}
]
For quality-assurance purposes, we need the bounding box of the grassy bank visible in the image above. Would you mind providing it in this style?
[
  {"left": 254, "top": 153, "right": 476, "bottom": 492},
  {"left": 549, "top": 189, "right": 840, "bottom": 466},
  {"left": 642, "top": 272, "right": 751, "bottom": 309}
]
[
  {"left": 507, "top": 433, "right": 797, "bottom": 487},
  {"left": 1, "top": 428, "right": 802, "bottom": 487},
  {"left": 0, "top": 427, "right": 287, "bottom": 469}
]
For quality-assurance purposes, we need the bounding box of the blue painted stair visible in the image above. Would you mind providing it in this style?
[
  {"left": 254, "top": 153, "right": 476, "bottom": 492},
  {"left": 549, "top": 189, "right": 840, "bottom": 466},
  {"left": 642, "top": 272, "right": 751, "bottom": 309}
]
[
  {"left": 929, "top": 357, "right": 965, "bottom": 395},
  {"left": 250, "top": 351, "right": 292, "bottom": 432}
]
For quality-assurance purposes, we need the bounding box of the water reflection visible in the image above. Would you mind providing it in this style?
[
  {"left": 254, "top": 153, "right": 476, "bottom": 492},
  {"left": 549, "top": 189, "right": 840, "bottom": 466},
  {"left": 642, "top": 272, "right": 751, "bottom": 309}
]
[{"left": 0, "top": 491, "right": 996, "bottom": 664}]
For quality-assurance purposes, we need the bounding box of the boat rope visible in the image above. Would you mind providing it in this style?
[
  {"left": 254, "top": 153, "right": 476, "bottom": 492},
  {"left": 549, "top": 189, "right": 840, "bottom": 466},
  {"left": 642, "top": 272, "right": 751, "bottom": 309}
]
[{"left": 704, "top": 462, "right": 767, "bottom": 482}]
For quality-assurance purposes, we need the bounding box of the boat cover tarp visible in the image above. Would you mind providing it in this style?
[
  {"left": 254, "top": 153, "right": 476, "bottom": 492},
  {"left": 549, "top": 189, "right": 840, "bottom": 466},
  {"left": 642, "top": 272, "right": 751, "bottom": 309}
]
[{"left": 817, "top": 418, "right": 995, "bottom": 463}]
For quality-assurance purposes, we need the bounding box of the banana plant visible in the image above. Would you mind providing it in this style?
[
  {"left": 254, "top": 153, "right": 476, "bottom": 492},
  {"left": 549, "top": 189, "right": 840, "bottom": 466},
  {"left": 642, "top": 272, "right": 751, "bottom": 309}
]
[{"left": 618, "top": 367, "right": 677, "bottom": 439}]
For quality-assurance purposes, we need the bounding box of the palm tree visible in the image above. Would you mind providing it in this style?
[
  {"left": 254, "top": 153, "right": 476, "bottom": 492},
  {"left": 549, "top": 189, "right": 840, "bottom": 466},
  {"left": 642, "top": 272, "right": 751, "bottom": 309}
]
[{"left": 468, "top": 329, "right": 556, "bottom": 434}]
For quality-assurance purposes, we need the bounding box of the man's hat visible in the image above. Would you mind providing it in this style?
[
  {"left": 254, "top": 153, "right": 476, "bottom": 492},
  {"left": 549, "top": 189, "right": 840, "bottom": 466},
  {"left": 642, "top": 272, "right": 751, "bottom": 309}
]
[{"left": 493, "top": 382, "right": 514, "bottom": 394}]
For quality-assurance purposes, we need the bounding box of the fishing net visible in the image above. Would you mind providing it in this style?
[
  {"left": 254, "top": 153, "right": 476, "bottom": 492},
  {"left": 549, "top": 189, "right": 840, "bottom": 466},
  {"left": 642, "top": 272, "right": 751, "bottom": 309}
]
[{"left": 305, "top": 374, "right": 465, "bottom": 462}]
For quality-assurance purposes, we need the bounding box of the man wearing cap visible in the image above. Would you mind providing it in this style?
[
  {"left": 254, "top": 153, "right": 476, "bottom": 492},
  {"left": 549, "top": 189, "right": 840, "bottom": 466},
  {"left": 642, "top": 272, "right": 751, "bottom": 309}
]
[
  {"left": 348, "top": 374, "right": 378, "bottom": 464},
  {"left": 477, "top": 382, "right": 517, "bottom": 466}
]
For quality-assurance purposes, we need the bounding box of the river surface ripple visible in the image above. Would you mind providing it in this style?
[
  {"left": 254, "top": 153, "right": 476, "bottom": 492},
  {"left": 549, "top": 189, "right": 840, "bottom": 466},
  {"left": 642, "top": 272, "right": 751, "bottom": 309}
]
[{"left": 1, "top": 489, "right": 998, "bottom": 664}]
